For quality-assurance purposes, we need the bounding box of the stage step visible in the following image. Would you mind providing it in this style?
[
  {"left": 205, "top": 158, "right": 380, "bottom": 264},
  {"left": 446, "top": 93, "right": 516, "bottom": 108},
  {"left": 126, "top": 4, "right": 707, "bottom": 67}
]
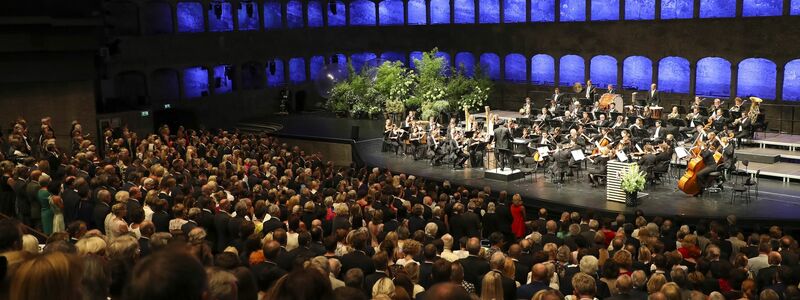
[{"left": 736, "top": 147, "right": 800, "bottom": 164}]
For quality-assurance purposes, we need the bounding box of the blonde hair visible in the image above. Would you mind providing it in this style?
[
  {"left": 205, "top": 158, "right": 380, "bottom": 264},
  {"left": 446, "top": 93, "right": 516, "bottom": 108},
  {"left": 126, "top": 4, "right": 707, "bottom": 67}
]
[
  {"left": 10, "top": 252, "right": 83, "bottom": 300},
  {"left": 76, "top": 236, "right": 108, "bottom": 256},
  {"left": 481, "top": 271, "right": 504, "bottom": 300},
  {"left": 503, "top": 258, "right": 516, "bottom": 279},
  {"left": 21, "top": 235, "right": 39, "bottom": 254},
  {"left": 647, "top": 274, "right": 667, "bottom": 294},
  {"left": 372, "top": 277, "right": 395, "bottom": 298}
]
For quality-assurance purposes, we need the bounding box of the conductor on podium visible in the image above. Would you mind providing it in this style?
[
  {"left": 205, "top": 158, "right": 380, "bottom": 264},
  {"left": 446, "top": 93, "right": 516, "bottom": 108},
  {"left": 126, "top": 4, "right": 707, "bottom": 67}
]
[{"left": 494, "top": 120, "right": 513, "bottom": 170}]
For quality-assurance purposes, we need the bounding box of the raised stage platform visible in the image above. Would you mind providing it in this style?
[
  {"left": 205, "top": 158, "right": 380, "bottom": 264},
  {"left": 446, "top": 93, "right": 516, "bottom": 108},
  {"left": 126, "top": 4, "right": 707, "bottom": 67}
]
[{"left": 239, "top": 112, "right": 800, "bottom": 224}]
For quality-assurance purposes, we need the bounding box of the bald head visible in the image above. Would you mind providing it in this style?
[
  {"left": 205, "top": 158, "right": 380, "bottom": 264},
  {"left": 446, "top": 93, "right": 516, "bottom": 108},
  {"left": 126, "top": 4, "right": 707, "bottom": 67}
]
[
  {"left": 546, "top": 220, "right": 557, "bottom": 233},
  {"left": 466, "top": 237, "right": 481, "bottom": 255},
  {"left": 768, "top": 251, "right": 782, "bottom": 265},
  {"left": 508, "top": 244, "right": 521, "bottom": 258},
  {"left": 532, "top": 263, "right": 548, "bottom": 281}
]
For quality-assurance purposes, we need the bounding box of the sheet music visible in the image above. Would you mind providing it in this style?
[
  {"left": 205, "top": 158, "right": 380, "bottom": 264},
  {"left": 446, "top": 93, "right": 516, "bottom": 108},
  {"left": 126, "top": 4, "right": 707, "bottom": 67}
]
[
  {"left": 675, "top": 147, "right": 689, "bottom": 159},
  {"left": 571, "top": 150, "right": 586, "bottom": 161},
  {"left": 537, "top": 146, "right": 550, "bottom": 157},
  {"left": 617, "top": 151, "right": 629, "bottom": 162}
]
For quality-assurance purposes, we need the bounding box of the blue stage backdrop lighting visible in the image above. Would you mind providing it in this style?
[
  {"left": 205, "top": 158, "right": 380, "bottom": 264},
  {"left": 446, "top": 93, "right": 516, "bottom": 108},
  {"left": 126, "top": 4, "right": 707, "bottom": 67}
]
[
  {"left": 658, "top": 57, "right": 690, "bottom": 93},
  {"left": 531, "top": 54, "right": 555, "bottom": 85}
]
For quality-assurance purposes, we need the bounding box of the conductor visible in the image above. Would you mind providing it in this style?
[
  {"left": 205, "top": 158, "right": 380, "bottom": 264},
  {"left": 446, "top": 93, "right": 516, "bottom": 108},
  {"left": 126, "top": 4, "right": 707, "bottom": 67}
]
[{"left": 494, "top": 120, "right": 513, "bottom": 170}]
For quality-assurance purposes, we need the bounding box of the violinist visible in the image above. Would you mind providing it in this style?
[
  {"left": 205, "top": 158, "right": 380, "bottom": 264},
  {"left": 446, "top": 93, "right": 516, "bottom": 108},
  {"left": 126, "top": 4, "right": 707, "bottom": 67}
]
[
  {"left": 617, "top": 130, "right": 634, "bottom": 153},
  {"left": 576, "top": 126, "right": 590, "bottom": 148},
  {"left": 535, "top": 107, "right": 551, "bottom": 122},
  {"left": 409, "top": 123, "right": 427, "bottom": 160},
  {"left": 579, "top": 112, "right": 592, "bottom": 125},
  {"left": 404, "top": 110, "right": 416, "bottom": 127},
  {"left": 593, "top": 114, "right": 610, "bottom": 128},
  {"left": 636, "top": 144, "right": 658, "bottom": 182},
  {"left": 451, "top": 130, "right": 469, "bottom": 169},
  {"left": 629, "top": 118, "right": 645, "bottom": 131},
  {"left": 611, "top": 116, "right": 626, "bottom": 130},
  {"left": 427, "top": 117, "right": 438, "bottom": 132},
  {"left": 588, "top": 146, "right": 611, "bottom": 187},
  {"left": 429, "top": 126, "right": 446, "bottom": 166},
  {"left": 685, "top": 107, "right": 705, "bottom": 128},
  {"left": 388, "top": 123, "right": 405, "bottom": 155}
]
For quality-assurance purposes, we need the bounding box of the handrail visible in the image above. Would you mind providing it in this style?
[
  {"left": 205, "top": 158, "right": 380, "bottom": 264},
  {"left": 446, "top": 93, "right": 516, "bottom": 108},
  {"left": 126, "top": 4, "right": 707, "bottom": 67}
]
[{"left": 0, "top": 213, "right": 48, "bottom": 244}]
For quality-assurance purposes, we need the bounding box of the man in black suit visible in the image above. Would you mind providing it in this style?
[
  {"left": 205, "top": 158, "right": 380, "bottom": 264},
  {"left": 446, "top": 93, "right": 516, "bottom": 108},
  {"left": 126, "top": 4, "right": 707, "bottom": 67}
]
[
  {"left": 251, "top": 240, "right": 287, "bottom": 292},
  {"left": 780, "top": 237, "right": 799, "bottom": 267},
  {"left": 25, "top": 170, "right": 42, "bottom": 230},
  {"left": 151, "top": 199, "right": 170, "bottom": 233},
  {"left": 214, "top": 199, "right": 232, "bottom": 252},
  {"left": 282, "top": 231, "right": 316, "bottom": 272},
  {"left": 584, "top": 80, "right": 597, "bottom": 102},
  {"left": 92, "top": 189, "right": 111, "bottom": 233},
  {"left": 139, "top": 221, "right": 154, "bottom": 257},
  {"left": 419, "top": 244, "right": 437, "bottom": 289},
  {"left": 407, "top": 204, "right": 427, "bottom": 234},
  {"left": 646, "top": 83, "right": 660, "bottom": 106},
  {"left": 197, "top": 198, "right": 217, "bottom": 251},
  {"left": 542, "top": 220, "right": 564, "bottom": 246},
  {"left": 457, "top": 238, "right": 490, "bottom": 292},
  {"left": 61, "top": 177, "right": 81, "bottom": 224},
  {"left": 517, "top": 263, "right": 550, "bottom": 299},
  {"left": 553, "top": 87, "right": 566, "bottom": 107},
  {"left": 488, "top": 252, "right": 517, "bottom": 300},
  {"left": 734, "top": 112, "right": 754, "bottom": 148},
  {"left": 340, "top": 231, "right": 375, "bottom": 277},
  {"left": 493, "top": 120, "right": 513, "bottom": 170},
  {"left": 508, "top": 244, "right": 531, "bottom": 286},
  {"left": 363, "top": 251, "right": 389, "bottom": 295},
  {"left": 755, "top": 252, "right": 782, "bottom": 291},
  {"left": 460, "top": 202, "right": 481, "bottom": 238}
]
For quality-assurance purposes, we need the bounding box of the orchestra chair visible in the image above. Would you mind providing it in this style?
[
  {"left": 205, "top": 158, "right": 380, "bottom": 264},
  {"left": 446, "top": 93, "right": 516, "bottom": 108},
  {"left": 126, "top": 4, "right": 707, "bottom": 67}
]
[
  {"left": 702, "top": 170, "right": 723, "bottom": 198},
  {"left": 744, "top": 169, "right": 760, "bottom": 202},
  {"left": 652, "top": 161, "right": 671, "bottom": 185},
  {"left": 730, "top": 161, "right": 753, "bottom": 204}
]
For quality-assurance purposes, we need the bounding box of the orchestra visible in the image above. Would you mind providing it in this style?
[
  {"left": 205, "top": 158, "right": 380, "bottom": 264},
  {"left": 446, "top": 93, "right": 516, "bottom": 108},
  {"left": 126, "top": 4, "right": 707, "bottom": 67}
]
[{"left": 381, "top": 83, "right": 764, "bottom": 197}]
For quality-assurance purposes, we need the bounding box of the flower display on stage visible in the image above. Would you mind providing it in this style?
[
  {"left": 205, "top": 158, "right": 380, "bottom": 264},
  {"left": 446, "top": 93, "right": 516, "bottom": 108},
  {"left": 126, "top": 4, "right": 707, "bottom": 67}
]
[{"left": 620, "top": 164, "right": 647, "bottom": 193}]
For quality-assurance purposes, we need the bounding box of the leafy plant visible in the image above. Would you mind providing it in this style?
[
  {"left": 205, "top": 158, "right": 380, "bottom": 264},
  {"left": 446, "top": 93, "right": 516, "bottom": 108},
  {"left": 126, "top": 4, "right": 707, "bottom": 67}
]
[{"left": 620, "top": 164, "right": 647, "bottom": 193}]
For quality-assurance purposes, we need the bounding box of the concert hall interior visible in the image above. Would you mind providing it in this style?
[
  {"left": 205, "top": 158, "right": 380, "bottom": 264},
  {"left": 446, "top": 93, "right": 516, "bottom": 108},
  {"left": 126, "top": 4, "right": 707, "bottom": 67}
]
[{"left": 4, "top": 0, "right": 800, "bottom": 299}]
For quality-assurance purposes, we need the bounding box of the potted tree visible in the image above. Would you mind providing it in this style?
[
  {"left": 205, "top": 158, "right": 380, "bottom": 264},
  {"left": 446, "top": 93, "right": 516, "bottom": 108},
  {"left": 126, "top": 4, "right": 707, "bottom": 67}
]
[{"left": 620, "top": 164, "right": 647, "bottom": 207}]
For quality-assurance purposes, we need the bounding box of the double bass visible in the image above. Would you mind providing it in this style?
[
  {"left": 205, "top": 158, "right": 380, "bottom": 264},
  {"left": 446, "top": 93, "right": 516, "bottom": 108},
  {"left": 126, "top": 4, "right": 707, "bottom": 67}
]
[{"left": 677, "top": 141, "right": 723, "bottom": 196}]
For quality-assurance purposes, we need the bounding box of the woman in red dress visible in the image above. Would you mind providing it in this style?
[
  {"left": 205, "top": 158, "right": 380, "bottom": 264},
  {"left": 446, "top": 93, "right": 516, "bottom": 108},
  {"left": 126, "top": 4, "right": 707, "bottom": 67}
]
[{"left": 510, "top": 194, "right": 527, "bottom": 238}]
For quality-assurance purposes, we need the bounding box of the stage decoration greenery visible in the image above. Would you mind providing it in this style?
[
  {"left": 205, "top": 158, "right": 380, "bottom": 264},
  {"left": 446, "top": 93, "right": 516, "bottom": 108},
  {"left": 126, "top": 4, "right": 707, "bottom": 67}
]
[
  {"left": 620, "top": 164, "right": 646, "bottom": 193},
  {"left": 327, "top": 48, "right": 493, "bottom": 120}
]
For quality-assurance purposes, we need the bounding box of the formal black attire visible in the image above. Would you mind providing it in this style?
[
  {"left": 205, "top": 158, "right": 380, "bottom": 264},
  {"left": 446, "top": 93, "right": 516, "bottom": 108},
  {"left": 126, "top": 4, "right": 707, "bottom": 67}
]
[{"left": 494, "top": 126, "right": 513, "bottom": 170}]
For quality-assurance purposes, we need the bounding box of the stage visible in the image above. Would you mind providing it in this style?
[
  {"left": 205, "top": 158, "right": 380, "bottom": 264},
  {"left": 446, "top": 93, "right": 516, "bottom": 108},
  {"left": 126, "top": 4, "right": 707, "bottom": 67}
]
[{"left": 240, "top": 112, "right": 800, "bottom": 224}]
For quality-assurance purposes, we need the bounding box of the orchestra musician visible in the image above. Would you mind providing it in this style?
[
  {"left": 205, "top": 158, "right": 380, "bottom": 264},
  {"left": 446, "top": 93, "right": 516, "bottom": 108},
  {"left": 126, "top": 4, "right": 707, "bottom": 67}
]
[
  {"left": 648, "top": 120, "right": 666, "bottom": 143},
  {"left": 635, "top": 144, "right": 658, "bottom": 182},
  {"left": 404, "top": 110, "right": 416, "bottom": 127},
  {"left": 646, "top": 83, "right": 661, "bottom": 107},
  {"left": 606, "top": 84, "right": 616, "bottom": 95},
  {"left": 732, "top": 110, "right": 753, "bottom": 148},
  {"left": 690, "top": 96, "right": 704, "bottom": 111},
  {"left": 451, "top": 130, "right": 469, "bottom": 169},
  {"left": 553, "top": 88, "right": 564, "bottom": 106},
  {"left": 520, "top": 97, "right": 533, "bottom": 116},
  {"left": 584, "top": 80, "right": 597, "bottom": 101},
  {"left": 667, "top": 106, "right": 680, "bottom": 121},
  {"left": 409, "top": 123, "right": 427, "bottom": 160},
  {"left": 429, "top": 125, "right": 447, "bottom": 166},
  {"left": 729, "top": 97, "right": 744, "bottom": 118},
  {"left": 719, "top": 136, "right": 736, "bottom": 173},
  {"left": 587, "top": 146, "right": 611, "bottom": 187},
  {"left": 710, "top": 108, "right": 727, "bottom": 131},
  {"left": 694, "top": 142, "right": 719, "bottom": 196},
  {"left": 685, "top": 107, "right": 705, "bottom": 128},
  {"left": 710, "top": 98, "right": 724, "bottom": 114}
]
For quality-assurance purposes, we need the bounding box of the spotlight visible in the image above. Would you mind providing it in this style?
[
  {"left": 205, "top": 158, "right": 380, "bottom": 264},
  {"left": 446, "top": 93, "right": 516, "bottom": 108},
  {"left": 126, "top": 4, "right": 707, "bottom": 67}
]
[{"left": 329, "top": 0, "right": 337, "bottom": 14}]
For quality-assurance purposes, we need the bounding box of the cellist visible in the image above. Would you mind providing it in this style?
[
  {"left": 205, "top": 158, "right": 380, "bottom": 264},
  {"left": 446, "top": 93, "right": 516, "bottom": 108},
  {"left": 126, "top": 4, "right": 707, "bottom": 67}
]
[{"left": 694, "top": 141, "right": 720, "bottom": 196}]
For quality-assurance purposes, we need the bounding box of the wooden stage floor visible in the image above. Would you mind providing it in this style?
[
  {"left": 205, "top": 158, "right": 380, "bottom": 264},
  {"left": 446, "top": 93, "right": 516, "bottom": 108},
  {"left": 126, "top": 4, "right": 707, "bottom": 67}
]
[{"left": 247, "top": 112, "right": 800, "bottom": 224}]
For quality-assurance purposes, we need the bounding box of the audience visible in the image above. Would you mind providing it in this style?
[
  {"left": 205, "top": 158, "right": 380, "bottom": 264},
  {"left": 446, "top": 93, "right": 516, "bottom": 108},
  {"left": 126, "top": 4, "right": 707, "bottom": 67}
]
[{"left": 0, "top": 118, "right": 797, "bottom": 300}]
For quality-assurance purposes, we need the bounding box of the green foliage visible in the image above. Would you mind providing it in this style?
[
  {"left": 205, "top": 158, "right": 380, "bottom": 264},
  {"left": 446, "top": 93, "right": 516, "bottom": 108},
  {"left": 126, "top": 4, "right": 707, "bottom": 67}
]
[
  {"left": 328, "top": 48, "right": 494, "bottom": 119},
  {"left": 620, "top": 164, "right": 647, "bottom": 193}
]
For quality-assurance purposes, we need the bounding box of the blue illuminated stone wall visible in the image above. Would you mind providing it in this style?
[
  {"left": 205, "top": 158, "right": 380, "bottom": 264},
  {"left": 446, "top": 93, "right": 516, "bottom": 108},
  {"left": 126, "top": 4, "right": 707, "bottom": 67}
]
[
  {"left": 151, "top": 69, "right": 180, "bottom": 100},
  {"left": 263, "top": 1, "right": 282, "bottom": 29},
  {"left": 381, "top": 52, "right": 407, "bottom": 64},
  {"left": 177, "top": 2, "right": 204, "bottom": 33},
  {"left": 350, "top": 0, "right": 376, "bottom": 26},
  {"left": 504, "top": 0, "right": 526, "bottom": 22},
  {"left": 793, "top": 0, "right": 800, "bottom": 14},
  {"left": 431, "top": 0, "right": 451, "bottom": 24},
  {"left": 532, "top": 0, "right": 556, "bottom": 21},
  {"left": 455, "top": 52, "right": 476, "bottom": 77},
  {"left": 332, "top": 54, "right": 348, "bottom": 69},
  {"left": 309, "top": 56, "right": 325, "bottom": 81},
  {"left": 237, "top": 2, "right": 259, "bottom": 30},
  {"left": 658, "top": 57, "right": 690, "bottom": 93},
  {"left": 328, "top": 1, "right": 346, "bottom": 26},
  {"left": 208, "top": 2, "right": 233, "bottom": 32},
  {"left": 560, "top": 55, "right": 584, "bottom": 85},
  {"left": 481, "top": 53, "right": 501, "bottom": 80},
  {"left": 184, "top": 66, "right": 209, "bottom": 98},
  {"left": 700, "top": 0, "right": 735, "bottom": 18},
  {"left": 350, "top": 52, "right": 377, "bottom": 71},
  {"left": 743, "top": 0, "right": 782, "bottom": 16},
  {"left": 409, "top": 0, "right": 427, "bottom": 24},
  {"left": 455, "top": 0, "right": 476, "bottom": 23},
  {"left": 661, "top": 0, "right": 693, "bottom": 18},
  {"left": 410, "top": 51, "right": 424, "bottom": 69},
  {"left": 308, "top": 1, "right": 323, "bottom": 27},
  {"left": 623, "top": 56, "right": 652, "bottom": 90},
  {"left": 784, "top": 60, "right": 800, "bottom": 101},
  {"left": 560, "top": 0, "right": 586, "bottom": 21},
  {"left": 480, "top": 0, "right": 501, "bottom": 23},
  {"left": 289, "top": 58, "right": 306, "bottom": 84},
  {"left": 144, "top": 2, "right": 174, "bottom": 34},
  {"left": 590, "top": 55, "right": 617, "bottom": 87},
  {"left": 505, "top": 54, "right": 527, "bottom": 82},
  {"left": 696, "top": 57, "right": 731, "bottom": 96},
  {"left": 267, "top": 59, "right": 285, "bottom": 87},
  {"left": 626, "top": 0, "right": 655, "bottom": 19},
  {"left": 592, "top": 0, "right": 620, "bottom": 20},
  {"left": 241, "top": 63, "right": 263, "bottom": 89},
  {"left": 737, "top": 58, "right": 776, "bottom": 99},
  {"left": 287, "top": 0, "right": 304, "bottom": 28},
  {"left": 531, "top": 54, "right": 555, "bottom": 84},
  {"left": 380, "top": 0, "right": 404, "bottom": 25},
  {"left": 213, "top": 65, "right": 233, "bottom": 94}
]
